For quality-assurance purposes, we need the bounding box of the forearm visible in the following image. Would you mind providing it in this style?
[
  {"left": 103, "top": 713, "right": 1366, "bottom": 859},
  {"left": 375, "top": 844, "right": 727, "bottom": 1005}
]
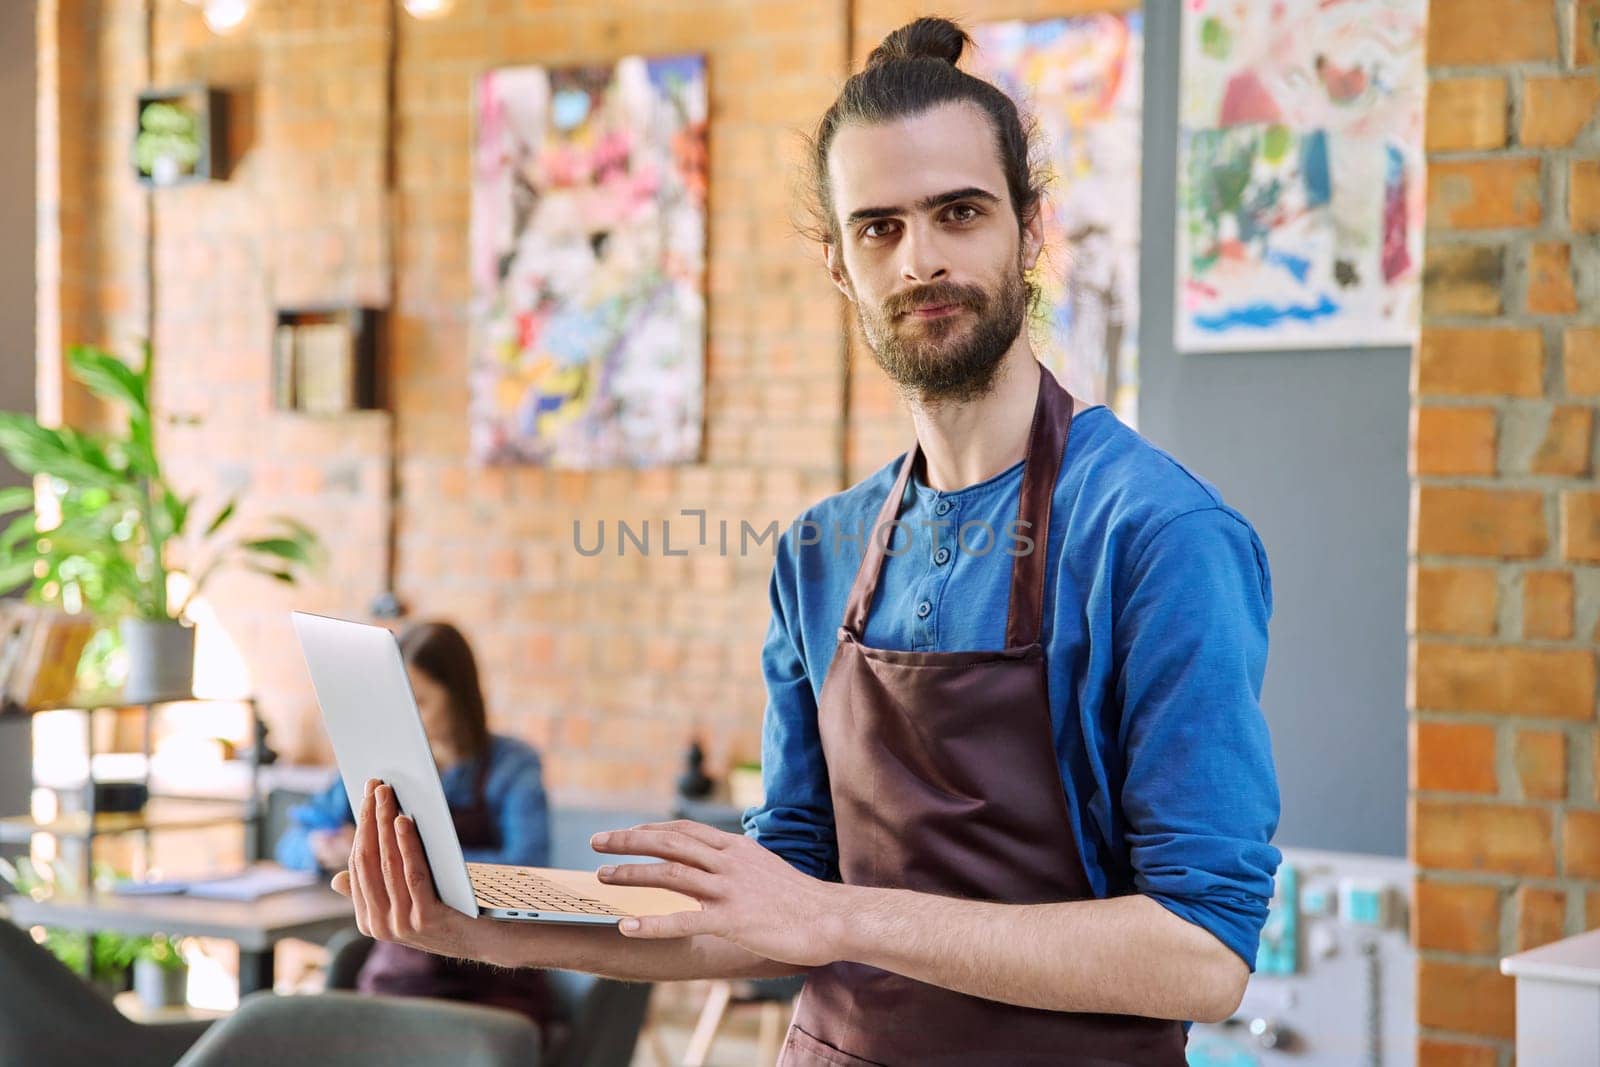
[
  {"left": 476, "top": 920, "right": 806, "bottom": 983},
  {"left": 836, "top": 887, "right": 1247, "bottom": 1023}
]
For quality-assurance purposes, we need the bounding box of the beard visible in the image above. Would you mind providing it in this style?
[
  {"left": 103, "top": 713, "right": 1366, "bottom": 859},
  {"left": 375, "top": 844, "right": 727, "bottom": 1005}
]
[{"left": 855, "top": 265, "right": 1028, "bottom": 405}]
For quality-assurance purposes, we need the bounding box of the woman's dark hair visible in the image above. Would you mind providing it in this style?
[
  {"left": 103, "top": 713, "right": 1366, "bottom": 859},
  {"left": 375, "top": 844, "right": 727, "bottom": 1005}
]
[
  {"left": 399, "top": 620, "right": 490, "bottom": 766},
  {"left": 803, "top": 16, "right": 1046, "bottom": 246}
]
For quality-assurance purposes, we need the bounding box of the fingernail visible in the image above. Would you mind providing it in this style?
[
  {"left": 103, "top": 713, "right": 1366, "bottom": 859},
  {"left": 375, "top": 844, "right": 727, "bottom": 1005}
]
[
  {"left": 620, "top": 918, "right": 640, "bottom": 933},
  {"left": 592, "top": 832, "right": 609, "bottom": 846},
  {"left": 598, "top": 865, "right": 615, "bottom": 879}
]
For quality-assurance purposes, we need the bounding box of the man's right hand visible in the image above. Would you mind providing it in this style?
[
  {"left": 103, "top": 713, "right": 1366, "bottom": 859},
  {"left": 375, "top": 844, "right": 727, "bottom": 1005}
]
[{"left": 330, "top": 778, "right": 497, "bottom": 965}]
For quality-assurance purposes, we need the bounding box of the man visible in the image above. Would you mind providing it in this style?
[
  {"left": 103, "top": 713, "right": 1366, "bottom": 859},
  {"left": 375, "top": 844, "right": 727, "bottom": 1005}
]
[{"left": 337, "top": 16, "right": 1280, "bottom": 1065}]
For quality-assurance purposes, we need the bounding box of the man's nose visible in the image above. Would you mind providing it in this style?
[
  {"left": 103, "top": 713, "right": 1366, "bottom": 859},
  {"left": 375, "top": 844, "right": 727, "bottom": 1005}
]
[{"left": 899, "top": 222, "right": 949, "bottom": 285}]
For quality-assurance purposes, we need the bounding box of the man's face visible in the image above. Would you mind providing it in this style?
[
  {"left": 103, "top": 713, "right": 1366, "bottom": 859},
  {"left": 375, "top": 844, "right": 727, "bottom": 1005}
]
[{"left": 825, "top": 103, "right": 1043, "bottom": 403}]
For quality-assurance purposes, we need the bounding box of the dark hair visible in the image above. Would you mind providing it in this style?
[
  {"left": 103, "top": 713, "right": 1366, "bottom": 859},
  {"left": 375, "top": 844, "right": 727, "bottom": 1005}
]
[
  {"left": 803, "top": 16, "right": 1046, "bottom": 246},
  {"left": 399, "top": 620, "right": 490, "bottom": 766}
]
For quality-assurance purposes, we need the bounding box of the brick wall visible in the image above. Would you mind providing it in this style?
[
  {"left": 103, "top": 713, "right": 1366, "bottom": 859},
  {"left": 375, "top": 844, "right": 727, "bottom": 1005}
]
[
  {"left": 44, "top": 0, "right": 849, "bottom": 804},
  {"left": 1413, "top": 1, "right": 1600, "bottom": 1062},
  {"left": 44, "top": 0, "right": 1156, "bottom": 802}
]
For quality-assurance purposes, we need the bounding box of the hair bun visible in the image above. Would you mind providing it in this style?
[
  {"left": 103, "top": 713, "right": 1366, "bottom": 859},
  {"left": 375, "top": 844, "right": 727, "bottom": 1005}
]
[{"left": 866, "top": 16, "right": 970, "bottom": 69}]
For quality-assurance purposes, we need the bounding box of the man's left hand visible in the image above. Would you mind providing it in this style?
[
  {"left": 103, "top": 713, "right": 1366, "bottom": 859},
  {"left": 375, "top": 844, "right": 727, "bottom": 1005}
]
[{"left": 592, "top": 820, "right": 846, "bottom": 967}]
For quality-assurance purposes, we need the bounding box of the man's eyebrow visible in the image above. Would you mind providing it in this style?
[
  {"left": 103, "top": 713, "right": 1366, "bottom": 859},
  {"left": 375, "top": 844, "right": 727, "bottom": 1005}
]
[{"left": 843, "top": 186, "right": 1002, "bottom": 227}]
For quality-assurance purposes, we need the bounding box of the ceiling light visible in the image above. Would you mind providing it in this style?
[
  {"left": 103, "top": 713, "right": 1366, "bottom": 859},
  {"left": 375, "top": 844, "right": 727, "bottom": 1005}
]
[
  {"left": 202, "top": 0, "right": 250, "bottom": 34},
  {"left": 402, "top": 0, "right": 455, "bottom": 18}
]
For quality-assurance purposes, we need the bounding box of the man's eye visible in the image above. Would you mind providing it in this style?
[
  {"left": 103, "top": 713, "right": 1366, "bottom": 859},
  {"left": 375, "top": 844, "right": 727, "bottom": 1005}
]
[
  {"left": 862, "top": 221, "right": 896, "bottom": 240},
  {"left": 948, "top": 204, "right": 979, "bottom": 222}
]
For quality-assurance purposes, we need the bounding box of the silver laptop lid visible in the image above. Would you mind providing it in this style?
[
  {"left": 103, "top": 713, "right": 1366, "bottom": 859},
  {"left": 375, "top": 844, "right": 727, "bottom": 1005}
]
[{"left": 290, "top": 611, "right": 478, "bottom": 917}]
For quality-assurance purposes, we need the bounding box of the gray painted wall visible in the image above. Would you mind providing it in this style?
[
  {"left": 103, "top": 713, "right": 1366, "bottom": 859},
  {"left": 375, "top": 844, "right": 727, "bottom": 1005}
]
[
  {"left": 0, "top": 0, "right": 34, "bottom": 827},
  {"left": 1134, "top": 2, "right": 1409, "bottom": 856}
]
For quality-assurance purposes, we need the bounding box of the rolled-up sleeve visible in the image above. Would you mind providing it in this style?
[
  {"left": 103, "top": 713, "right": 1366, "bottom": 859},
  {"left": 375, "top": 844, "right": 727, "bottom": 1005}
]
[
  {"left": 274, "top": 776, "right": 354, "bottom": 873},
  {"left": 742, "top": 525, "right": 840, "bottom": 881},
  {"left": 1113, "top": 506, "right": 1282, "bottom": 971}
]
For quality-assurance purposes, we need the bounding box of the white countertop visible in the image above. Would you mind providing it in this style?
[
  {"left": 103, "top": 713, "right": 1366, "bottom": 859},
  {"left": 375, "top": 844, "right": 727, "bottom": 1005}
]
[{"left": 1502, "top": 928, "right": 1600, "bottom": 985}]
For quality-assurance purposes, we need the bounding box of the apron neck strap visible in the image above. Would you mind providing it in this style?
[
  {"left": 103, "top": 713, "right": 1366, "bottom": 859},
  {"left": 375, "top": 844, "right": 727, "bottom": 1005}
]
[
  {"left": 1005, "top": 362, "right": 1072, "bottom": 648},
  {"left": 840, "top": 362, "right": 1076, "bottom": 648}
]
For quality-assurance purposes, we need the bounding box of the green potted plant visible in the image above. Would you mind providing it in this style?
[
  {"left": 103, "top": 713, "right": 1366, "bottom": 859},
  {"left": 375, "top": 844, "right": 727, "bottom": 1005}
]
[
  {"left": 134, "top": 99, "right": 204, "bottom": 186},
  {"left": 1, "top": 857, "right": 186, "bottom": 1002},
  {"left": 130, "top": 933, "right": 188, "bottom": 1009},
  {"left": 0, "top": 342, "right": 321, "bottom": 701}
]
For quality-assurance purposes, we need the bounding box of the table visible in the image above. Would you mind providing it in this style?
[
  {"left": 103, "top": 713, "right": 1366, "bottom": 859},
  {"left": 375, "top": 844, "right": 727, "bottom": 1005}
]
[
  {"left": 1501, "top": 927, "right": 1600, "bottom": 1066},
  {"left": 113, "top": 991, "right": 229, "bottom": 1025},
  {"left": 5, "top": 879, "right": 355, "bottom": 994}
]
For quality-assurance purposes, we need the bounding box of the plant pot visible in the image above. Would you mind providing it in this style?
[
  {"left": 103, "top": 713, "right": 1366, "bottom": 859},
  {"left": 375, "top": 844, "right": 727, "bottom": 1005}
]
[
  {"left": 86, "top": 779, "right": 149, "bottom": 814},
  {"left": 119, "top": 618, "right": 195, "bottom": 703},
  {"left": 133, "top": 957, "right": 188, "bottom": 1010}
]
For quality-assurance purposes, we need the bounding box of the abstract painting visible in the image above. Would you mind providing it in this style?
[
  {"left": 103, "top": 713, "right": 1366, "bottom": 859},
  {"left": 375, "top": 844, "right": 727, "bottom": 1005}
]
[
  {"left": 470, "top": 55, "right": 707, "bottom": 466},
  {"left": 971, "top": 14, "right": 1143, "bottom": 425},
  {"left": 1176, "top": 0, "right": 1426, "bottom": 351}
]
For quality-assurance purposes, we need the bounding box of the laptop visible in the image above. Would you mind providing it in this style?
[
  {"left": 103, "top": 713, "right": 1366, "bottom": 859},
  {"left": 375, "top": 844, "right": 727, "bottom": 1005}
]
[{"left": 291, "top": 611, "right": 699, "bottom": 926}]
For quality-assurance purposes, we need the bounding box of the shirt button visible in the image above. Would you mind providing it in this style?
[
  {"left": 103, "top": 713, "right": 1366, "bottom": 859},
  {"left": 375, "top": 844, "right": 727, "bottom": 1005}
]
[
  {"left": 915, "top": 600, "right": 932, "bottom": 619},
  {"left": 934, "top": 546, "right": 951, "bottom": 566},
  {"left": 934, "top": 498, "right": 952, "bottom": 516}
]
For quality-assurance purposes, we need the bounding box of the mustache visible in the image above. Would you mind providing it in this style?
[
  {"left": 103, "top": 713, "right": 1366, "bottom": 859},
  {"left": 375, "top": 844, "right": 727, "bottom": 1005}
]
[{"left": 885, "top": 282, "right": 987, "bottom": 318}]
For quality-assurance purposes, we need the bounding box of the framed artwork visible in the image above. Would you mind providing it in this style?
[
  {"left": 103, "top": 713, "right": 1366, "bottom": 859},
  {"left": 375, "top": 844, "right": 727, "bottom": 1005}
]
[
  {"left": 970, "top": 14, "right": 1143, "bottom": 426},
  {"left": 470, "top": 55, "right": 708, "bottom": 467},
  {"left": 1175, "top": 0, "right": 1427, "bottom": 351}
]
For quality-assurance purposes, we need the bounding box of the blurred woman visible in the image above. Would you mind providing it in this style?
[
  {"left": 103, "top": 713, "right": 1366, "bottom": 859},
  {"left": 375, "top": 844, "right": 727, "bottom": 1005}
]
[{"left": 277, "top": 620, "right": 553, "bottom": 1029}]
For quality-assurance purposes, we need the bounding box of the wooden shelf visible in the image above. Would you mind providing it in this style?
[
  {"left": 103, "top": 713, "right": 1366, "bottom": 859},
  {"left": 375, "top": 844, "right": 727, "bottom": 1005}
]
[
  {"left": 272, "top": 306, "right": 383, "bottom": 414},
  {"left": 11, "top": 690, "right": 251, "bottom": 715},
  {"left": 0, "top": 799, "right": 253, "bottom": 844}
]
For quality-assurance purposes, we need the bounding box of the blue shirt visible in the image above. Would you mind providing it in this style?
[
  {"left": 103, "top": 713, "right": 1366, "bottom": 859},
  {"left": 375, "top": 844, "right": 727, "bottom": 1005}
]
[
  {"left": 743, "top": 404, "right": 1282, "bottom": 987},
  {"left": 276, "top": 734, "right": 551, "bottom": 872}
]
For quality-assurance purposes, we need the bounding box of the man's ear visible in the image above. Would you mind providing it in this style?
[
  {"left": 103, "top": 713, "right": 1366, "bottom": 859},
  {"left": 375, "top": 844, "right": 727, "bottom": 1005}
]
[
  {"left": 1020, "top": 201, "right": 1046, "bottom": 272},
  {"left": 824, "top": 243, "right": 855, "bottom": 302}
]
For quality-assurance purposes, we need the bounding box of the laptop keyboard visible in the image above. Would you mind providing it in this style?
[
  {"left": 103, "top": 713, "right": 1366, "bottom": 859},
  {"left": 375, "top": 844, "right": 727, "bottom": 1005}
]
[{"left": 467, "top": 864, "right": 622, "bottom": 916}]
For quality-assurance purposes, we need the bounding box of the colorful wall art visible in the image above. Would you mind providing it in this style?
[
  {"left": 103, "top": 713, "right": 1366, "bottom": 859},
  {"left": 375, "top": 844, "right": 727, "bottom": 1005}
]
[
  {"left": 1175, "top": 0, "right": 1426, "bottom": 351},
  {"left": 470, "top": 55, "right": 708, "bottom": 467},
  {"left": 970, "top": 14, "right": 1143, "bottom": 425}
]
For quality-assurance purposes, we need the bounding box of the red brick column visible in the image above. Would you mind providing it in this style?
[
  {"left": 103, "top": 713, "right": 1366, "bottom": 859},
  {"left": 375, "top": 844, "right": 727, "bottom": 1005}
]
[
  {"left": 1413, "top": 2, "right": 1600, "bottom": 1062},
  {"left": 36, "top": 0, "right": 150, "bottom": 429}
]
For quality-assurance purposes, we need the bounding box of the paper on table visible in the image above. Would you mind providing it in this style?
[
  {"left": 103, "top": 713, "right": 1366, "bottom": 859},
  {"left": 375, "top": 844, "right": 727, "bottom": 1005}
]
[{"left": 113, "top": 864, "right": 319, "bottom": 902}]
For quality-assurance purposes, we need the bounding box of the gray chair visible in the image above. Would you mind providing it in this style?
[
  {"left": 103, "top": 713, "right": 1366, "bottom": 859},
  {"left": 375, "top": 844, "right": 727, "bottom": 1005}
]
[
  {"left": 319, "top": 804, "right": 666, "bottom": 1067},
  {"left": 174, "top": 989, "right": 541, "bottom": 1067},
  {"left": 324, "top": 934, "right": 651, "bottom": 1067},
  {"left": 0, "top": 915, "right": 213, "bottom": 1067}
]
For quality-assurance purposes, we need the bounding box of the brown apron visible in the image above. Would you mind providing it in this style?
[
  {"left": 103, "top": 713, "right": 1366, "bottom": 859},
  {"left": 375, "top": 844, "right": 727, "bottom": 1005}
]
[
  {"left": 779, "top": 363, "right": 1189, "bottom": 1066},
  {"left": 358, "top": 755, "right": 554, "bottom": 1033}
]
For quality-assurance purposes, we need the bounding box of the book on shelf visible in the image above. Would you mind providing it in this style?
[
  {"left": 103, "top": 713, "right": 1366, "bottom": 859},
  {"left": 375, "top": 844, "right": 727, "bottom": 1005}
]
[
  {"left": 0, "top": 604, "right": 94, "bottom": 712},
  {"left": 293, "top": 321, "right": 356, "bottom": 414},
  {"left": 272, "top": 322, "right": 297, "bottom": 410}
]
